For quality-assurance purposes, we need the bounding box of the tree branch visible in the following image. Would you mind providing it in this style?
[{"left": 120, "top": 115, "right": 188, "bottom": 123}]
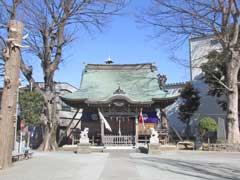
[
  {"left": 19, "top": 53, "right": 47, "bottom": 99},
  {"left": 211, "top": 73, "right": 233, "bottom": 92}
]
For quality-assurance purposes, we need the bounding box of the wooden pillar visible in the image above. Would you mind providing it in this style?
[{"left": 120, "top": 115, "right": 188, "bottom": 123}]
[
  {"left": 72, "top": 135, "right": 75, "bottom": 145},
  {"left": 135, "top": 115, "right": 138, "bottom": 145},
  {"left": 92, "top": 136, "right": 95, "bottom": 145},
  {"left": 101, "top": 118, "right": 104, "bottom": 145}
]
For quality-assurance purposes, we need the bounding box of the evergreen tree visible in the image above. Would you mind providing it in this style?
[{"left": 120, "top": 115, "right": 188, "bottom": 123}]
[
  {"left": 179, "top": 82, "right": 200, "bottom": 139},
  {"left": 19, "top": 90, "right": 44, "bottom": 125}
]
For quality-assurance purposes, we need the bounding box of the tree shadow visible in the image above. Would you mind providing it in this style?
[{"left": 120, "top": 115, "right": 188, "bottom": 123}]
[{"left": 131, "top": 156, "right": 240, "bottom": 180}]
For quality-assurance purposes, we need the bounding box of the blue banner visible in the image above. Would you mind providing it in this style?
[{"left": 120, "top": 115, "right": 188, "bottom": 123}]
[{"left": 142, "top": 111, "right": 158, "bottom": 123}]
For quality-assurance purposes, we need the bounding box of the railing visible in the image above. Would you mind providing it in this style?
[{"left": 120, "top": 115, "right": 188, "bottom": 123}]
[
  {"left": 102, "top": 135, "right": 134, "bottom": 145},
  {"left": 158, "top": 129, "right": 169, "bottom": 136},
  {"left": 158, "top": 129, "right": 169, "bottom": 144}
]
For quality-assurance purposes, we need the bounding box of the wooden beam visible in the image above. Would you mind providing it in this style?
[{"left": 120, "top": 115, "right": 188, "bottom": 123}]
[
  {"left": 67, "top": 115, "right": 82, "bottom": 139},
  {"left": 57, "top": 108, "right": 80, "bottom": 145},
  {"left": 169, "top": 121, "right": 183, "bottom": 142},
  {"left": 65, "top": 108, "right": 80, "bottom": 134}
]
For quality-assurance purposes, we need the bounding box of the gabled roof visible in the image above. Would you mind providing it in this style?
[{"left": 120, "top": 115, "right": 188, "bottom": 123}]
[{"left": 61, "top": 63, "right": 179, "bottom": 106}]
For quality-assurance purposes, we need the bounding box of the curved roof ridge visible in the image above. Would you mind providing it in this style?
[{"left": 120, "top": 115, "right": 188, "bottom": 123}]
[
  {"left": 87, "top": 62, "right": 155, "bottom": 66},
  {"left": 165, "top": 81, "right": 188, "bottom": 87},
  {"left": 61, "top": 63, "right": 179, "bottom": 107},
  {"left": 85, "top": 63, "right": 157, "bottom": 71}
]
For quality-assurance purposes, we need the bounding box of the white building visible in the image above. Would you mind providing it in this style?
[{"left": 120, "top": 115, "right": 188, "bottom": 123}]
[
  {"left": 166, "top": 36, "right": 226, "bottom": 138},
  {"left": 189, "top": 36, "right": 225, "bottom": 135}
]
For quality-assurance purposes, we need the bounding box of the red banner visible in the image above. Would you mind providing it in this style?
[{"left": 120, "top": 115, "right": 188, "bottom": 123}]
[{"left": 20, "top": 120, "right": 25, "bottom": 130}]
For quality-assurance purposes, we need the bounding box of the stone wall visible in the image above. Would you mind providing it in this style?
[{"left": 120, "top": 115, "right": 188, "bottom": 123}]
[{"left": 207, "top": 144, "right": 240, "bottom": 152}]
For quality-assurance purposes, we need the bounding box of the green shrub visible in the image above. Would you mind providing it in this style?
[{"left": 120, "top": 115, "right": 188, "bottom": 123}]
[{"left": 199, "top": 117, "right": 217, "bottom": 136}]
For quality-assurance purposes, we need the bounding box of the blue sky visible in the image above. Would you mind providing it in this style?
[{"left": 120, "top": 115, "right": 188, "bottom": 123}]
[{"left": 25, "top": 0, "right": 190, "bottom": 88}]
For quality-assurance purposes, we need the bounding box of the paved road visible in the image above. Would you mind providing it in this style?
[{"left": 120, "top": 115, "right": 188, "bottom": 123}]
[
  {"left": 0, "top": 150, "right": 240, "bottom": 180},
  {"left": 99, "top": 151, "right": 140, "bottom": 180},
  {"left": 131, "top": 151, "right": 240, "bottom": 180}
]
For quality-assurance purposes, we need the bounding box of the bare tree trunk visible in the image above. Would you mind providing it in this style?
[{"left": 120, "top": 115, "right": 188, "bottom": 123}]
[
  {"left": 40, "top": 90, "right": 58, "bottom": 151},
  {"left": 41, "top": 122, "right": 58, "bottom": 151},
  {"left": 0, "top": 20, "right": 23, "bottom": 169},
  {"left": 226, "top": 52, "right": 240, "bottom": 144}
]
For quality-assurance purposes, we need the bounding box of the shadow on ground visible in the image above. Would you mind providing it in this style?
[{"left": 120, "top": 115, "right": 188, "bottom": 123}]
[
  {"left": 138, "top": 147, "right": 148, "bottom": 154},
  {"left": 131, "top": 155, "right": 240, "bottom": 180}
]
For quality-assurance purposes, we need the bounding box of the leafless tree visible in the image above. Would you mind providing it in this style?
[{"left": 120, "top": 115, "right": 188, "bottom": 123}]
[
  {"left": 0, "top": 0, "right": 128, "bottom": 153},
  {"left": 19, "top": 0, "right": 128, "bottom": 151},
  {"left": 0, "top": 0, "right": 23, "bottom": 169},
  {"left": 140, "top": 0, "right": 240, "bottom": 144}
]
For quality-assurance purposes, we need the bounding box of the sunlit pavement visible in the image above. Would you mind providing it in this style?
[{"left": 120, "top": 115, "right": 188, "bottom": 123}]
[{"left": 0, "top": 150, "right": 240, "bottom": 180}]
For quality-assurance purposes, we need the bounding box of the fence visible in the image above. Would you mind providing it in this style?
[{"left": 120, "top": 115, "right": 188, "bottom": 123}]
[{"left": 102, "top": 135, "right": 134, "bottom": 145}]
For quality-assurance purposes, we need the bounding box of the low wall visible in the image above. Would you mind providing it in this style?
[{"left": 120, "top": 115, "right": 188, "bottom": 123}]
[{"left": 207, "top": 144, "right": 240, "bottom": 152}]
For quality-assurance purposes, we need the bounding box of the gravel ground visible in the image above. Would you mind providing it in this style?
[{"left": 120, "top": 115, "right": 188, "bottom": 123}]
[{"left": 0, "top": 150, "right": 240, "bottom": 180}]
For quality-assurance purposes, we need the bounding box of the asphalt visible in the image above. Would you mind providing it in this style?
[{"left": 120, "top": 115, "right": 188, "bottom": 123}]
[{"left": 0, "top": 150, "right": 240, "bottom": 180}]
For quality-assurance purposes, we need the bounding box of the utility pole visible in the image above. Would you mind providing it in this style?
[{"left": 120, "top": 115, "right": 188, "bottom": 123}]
[{"left": 0, "top": 20, "right": 23, "bottom": 169}]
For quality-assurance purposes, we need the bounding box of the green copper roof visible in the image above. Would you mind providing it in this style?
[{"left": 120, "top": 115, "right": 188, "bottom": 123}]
[{"left": 62, "top": 63, "right": 178, "bottom": 104}]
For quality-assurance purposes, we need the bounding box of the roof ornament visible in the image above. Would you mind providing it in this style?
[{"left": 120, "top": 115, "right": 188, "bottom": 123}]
[
  {"left": 113, "top": 82, "right": 126, "bottom": 94},
  {"left": 158, "top": 74, "right": 167, "bottom": 90},
  {"left": 105, "top": 56, "right": 114, "bottom": 64}
]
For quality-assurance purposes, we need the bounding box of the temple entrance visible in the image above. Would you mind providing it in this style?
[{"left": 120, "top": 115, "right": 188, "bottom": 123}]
[
  {"left": 105, "top": 117, "right": 135, "bottom": 136},
  {"left": 102, "top": 116, "right": 135, "bottom": 146}
]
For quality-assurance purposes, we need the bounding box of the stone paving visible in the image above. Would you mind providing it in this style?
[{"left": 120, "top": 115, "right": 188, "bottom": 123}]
[{"left": 0, "top": 150, "right": 240, "bottom": 180}]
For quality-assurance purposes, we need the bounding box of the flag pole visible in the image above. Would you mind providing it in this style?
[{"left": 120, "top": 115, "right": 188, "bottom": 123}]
[{"left": 140, "top": 108, "right": 144, "bottom": 135}]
